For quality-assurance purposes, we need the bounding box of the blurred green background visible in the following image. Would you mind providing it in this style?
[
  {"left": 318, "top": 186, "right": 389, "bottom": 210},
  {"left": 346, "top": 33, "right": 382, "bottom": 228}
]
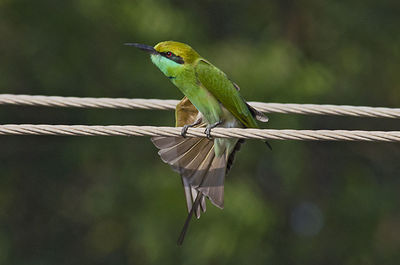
[{"left": 1, "top": 0, "right": 400, "bottom": 264}]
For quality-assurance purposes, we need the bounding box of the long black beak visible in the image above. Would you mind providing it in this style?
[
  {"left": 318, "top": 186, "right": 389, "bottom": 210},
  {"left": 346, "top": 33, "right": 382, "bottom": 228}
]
[{"left": 124, "top": 43, "right": 157, "bottom": 54}]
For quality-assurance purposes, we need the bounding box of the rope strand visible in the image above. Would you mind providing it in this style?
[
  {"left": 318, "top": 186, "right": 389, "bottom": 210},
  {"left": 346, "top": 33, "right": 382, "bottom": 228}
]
[
  {"left": 1, "top": 94, "right": 399, "bottom": 141},
  {"left": 1, "top": 125, "right": 399, "bottom": 142},
  {"left": 1, "top": 94, "right": 399, "bottom": 118}
]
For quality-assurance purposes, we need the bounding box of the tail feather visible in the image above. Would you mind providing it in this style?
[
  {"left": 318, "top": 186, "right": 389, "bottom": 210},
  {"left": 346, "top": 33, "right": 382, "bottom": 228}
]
[
  {"left": 198, "top": 154, "right": 226, "bottom": 209},
  {"left": 151, "top": 136, "right": 227, "bottom": 216},
  {"left": 153, "top": 136, "right": 214, "bottom": 179},
  {"left": 152, "top": 136, "right": 186, "bottom": 149},
  {"left": 185, "top": 144, "right": 215, "bottom": 187},
  {"left": 177, "top": 192, "right": 203, "bottom": 245},
  {"left": 157, "top": 137, "right": 202, "bottom": 165},
  {"left": 174, "top": 139, "right": 214, "bottom": 177},
  {"left": 200, "top": 196, "right": 206, "bottom": 213},
  {"left": 151, "top": 135, "right": 245, "bottom": 244},
  {"left": 181, "top": 177, "right": 205, "bottom": 218},
  {"left": 182, "top": 141, "right": 216, "bottom": 217},
  {"left": 181, "top": 177, "right": 194, "bottom": 215}
]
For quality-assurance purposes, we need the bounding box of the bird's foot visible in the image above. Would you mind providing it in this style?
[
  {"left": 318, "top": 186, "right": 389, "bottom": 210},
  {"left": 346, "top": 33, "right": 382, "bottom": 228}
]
[
  {"left": 181, "top": 118, "right": 202, "bottom": 137},
  {"left": 181, "top": 125, "right": 191, "bottom": 138},
  {"left": 204, "top": 121, "right": 222, "bottom": 140}
]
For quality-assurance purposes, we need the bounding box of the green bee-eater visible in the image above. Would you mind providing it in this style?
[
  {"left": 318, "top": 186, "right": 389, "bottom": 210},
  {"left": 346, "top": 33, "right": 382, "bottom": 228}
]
[{"left": 127, "top": 41, "right": 268, "bottom": 244}]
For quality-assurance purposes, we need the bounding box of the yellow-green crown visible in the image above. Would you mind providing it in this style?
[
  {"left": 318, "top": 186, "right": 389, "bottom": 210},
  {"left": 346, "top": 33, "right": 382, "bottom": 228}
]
[{"left": 154, "top": 41, "right": 200, "bottom": 64}]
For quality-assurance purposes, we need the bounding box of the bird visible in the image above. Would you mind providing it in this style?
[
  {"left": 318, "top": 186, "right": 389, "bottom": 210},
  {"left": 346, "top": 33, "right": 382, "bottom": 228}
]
[{"left": 126, "top": 41, "right": 268, "bottom": 244}]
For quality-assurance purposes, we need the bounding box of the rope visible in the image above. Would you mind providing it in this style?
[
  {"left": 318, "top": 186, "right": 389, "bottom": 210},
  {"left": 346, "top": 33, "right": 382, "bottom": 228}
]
[
  {"left": 1, "top": 125, "right": 399, "bottom": 142},
  {"left": 1, "top": 94, "right": 399, "bottom": 118}
]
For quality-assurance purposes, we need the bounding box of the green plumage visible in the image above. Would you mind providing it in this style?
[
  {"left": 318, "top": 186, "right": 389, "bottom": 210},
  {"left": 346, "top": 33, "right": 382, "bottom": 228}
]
[
  {"left": 130, "top": 40, "right": 268, "bottom": 244},
  {"left": 149, "top": 41, "right": 260, "bottom": 129},
  {"left": 194, "top": 59, "right": 259, "bottom": 128}
]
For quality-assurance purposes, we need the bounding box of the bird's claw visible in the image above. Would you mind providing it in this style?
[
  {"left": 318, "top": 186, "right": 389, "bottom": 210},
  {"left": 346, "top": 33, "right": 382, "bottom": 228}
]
[
  {"left": 180, "top": 118, "right": 203, "bottom": 138},
  {"left": 204, "top": 127, "right": 213, "bottom": 140},
  {"left": 181, "top": 125, "right": 190, "bottom": 138},
  {"left": 204, "top": 121, "right": 222, "bottom": 140}
]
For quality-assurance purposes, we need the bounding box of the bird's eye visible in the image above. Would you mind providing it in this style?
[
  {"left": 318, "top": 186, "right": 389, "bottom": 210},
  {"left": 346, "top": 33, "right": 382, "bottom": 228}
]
[{"left": 166, "top": 52, "right": 172, "bottom": 57}]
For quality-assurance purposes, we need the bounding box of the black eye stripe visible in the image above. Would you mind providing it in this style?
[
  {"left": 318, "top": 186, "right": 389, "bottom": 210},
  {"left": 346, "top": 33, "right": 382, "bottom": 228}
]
[{"left": 160, "top": 52, "right": 184, "bottom": 64}]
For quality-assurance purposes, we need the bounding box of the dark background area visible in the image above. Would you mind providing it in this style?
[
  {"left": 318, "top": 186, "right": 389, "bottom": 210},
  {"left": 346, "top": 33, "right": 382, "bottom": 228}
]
[{"left": 1, "top": 0, "right": 400, "bottom": 264}]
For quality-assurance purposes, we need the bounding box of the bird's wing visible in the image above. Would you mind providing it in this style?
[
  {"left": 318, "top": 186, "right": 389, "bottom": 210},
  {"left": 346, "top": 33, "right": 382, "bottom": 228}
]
[
  {"left": 175, "top": 96, "right": 199, "bottom": 127},
  {"left": 194, "top": 59, "right": 259, "bottom": 128}
]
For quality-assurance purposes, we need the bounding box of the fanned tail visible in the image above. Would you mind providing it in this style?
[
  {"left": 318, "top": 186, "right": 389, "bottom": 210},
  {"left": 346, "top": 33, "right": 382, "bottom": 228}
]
[
  {"left": 152, "top": 136, "right": 225, "bottom": 217},
  {"left": 152, "top": 135, "right": 231, "bottom": 245},
  {"left": 152, "top": 133, "right": 245, "bottom": 212}
]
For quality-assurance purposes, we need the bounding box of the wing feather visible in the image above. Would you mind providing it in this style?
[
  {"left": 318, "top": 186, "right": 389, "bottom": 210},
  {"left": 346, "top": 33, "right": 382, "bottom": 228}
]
[{"left": 195, "top": 59, "right": 259, "bottom": 128}]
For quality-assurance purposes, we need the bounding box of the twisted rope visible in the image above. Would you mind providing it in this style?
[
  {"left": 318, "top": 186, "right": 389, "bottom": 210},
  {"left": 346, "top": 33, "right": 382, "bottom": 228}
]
[
  {"left": 1, "top": 94, "right": 399, "bottom": 118},
  {"left": 1, "top": 125, "right": 399, "bottom": 142}
]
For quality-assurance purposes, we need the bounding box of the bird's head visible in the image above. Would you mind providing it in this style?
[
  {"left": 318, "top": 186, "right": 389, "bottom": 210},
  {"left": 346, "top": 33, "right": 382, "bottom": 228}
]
[{"left": 126, "top": 41, "right": 200, "bottom": 78}]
